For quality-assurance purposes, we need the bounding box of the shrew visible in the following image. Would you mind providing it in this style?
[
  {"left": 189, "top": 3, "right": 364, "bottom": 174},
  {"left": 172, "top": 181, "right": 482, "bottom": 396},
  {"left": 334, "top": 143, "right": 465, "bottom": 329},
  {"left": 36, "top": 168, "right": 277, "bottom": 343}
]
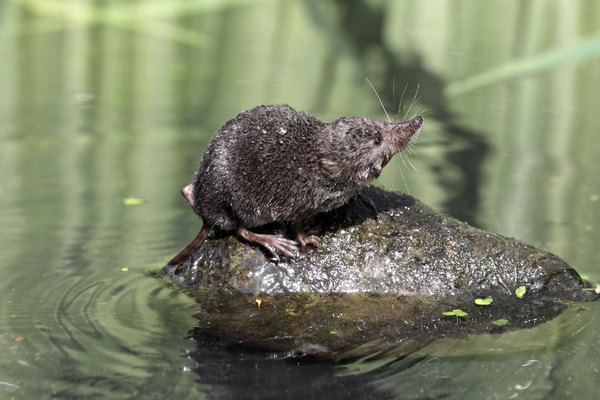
[{"left": 168, "top": 104, "right": 423, "bottom": 264}]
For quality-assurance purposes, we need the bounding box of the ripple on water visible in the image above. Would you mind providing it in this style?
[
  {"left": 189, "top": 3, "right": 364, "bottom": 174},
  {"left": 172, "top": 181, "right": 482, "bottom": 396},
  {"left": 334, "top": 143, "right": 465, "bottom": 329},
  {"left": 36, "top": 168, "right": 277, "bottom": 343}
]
[{"left": 0, "top": 264, "right": 200, "bottom": 398}]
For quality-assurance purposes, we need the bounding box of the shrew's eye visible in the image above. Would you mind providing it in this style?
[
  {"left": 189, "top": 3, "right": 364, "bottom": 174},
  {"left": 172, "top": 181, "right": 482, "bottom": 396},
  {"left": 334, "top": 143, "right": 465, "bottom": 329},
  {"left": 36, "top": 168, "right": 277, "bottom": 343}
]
[{"left": 374, "top": 137, "right": 381, "bottom": 145}]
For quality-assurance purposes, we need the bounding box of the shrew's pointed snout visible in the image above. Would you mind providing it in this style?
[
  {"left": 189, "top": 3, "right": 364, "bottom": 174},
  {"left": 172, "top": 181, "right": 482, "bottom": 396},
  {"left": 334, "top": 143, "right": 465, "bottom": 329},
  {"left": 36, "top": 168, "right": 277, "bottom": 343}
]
[
  {"left": 397, "top": 115, "right": 423, "bottom": 135},
  {"left": 410, "top": 116, "right": 424, "bottom": 131},
  {"left": 392, "top": 115, "right": 423, "bottom": 138},
  {"left": 386, "top": 116, "right": 423, "bottom": 153}
]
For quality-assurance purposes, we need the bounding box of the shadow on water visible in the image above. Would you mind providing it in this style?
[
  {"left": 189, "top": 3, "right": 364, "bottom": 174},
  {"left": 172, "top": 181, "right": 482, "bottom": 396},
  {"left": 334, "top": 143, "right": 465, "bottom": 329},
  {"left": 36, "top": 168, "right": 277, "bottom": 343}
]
[{"left": 305, "top": 0, "right": 489, "bottom": 226}]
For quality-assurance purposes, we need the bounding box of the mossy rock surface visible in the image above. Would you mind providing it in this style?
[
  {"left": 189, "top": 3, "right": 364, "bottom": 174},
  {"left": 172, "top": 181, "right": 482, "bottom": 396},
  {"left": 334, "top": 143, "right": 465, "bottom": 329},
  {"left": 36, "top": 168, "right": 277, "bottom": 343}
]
[{"left": 164, "top": 187, "right": 595, "bottom": 358}]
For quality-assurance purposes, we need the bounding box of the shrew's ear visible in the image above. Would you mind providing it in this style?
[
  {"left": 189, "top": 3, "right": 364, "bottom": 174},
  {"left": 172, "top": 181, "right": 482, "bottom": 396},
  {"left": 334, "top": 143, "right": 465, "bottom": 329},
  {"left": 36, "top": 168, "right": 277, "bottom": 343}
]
[{"left": 319, "top": 158, "right": 341, "bottom": 179}]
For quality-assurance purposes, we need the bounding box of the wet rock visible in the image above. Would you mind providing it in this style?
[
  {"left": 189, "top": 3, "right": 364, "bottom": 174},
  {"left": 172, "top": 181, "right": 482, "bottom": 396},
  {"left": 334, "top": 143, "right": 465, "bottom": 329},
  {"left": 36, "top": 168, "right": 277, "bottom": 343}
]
[{"left": 164, "top": 187, "right": 595, "bottom": 359}]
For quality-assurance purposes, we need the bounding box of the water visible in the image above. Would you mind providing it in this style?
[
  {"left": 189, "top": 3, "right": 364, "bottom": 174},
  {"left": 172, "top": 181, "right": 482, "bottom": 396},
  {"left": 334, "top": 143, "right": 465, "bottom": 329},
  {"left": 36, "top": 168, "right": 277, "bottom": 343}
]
[{"left": 1, "top": 0, "right": 600, "bottom": 398}]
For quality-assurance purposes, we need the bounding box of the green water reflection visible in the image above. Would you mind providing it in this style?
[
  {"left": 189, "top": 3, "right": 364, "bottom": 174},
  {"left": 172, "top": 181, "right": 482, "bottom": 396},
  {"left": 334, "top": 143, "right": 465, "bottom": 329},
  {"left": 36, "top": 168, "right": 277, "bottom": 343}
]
[{"left": 1, "top": 0, "right": 600, "bottom": 398}]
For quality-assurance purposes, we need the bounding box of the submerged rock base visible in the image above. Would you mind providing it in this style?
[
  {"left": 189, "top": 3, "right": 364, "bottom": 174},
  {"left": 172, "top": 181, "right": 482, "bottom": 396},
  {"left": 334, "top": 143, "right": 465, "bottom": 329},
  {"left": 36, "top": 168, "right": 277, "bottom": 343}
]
[{"left": 164, "top": 187, "right": 595, "bottom": 359}]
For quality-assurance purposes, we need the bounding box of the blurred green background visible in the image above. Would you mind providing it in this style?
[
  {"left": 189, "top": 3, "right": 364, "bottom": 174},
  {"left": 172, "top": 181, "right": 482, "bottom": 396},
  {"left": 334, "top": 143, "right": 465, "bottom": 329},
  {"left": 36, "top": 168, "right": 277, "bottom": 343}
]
[{"left": 1, "top": 0, "right": 600, "bottom": 398}]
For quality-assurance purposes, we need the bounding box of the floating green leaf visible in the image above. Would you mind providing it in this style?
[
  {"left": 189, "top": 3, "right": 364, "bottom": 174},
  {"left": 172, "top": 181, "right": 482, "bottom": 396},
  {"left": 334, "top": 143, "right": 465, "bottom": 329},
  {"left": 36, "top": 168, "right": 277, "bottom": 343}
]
[
  {"left": 120, "top": 267, "right": 129, "bottom": 272},
  {"left": 442, "top": 309, "right": 468, "bottom": 317},
  {"left": 474, "top": 297, "right": 494, "bottom": 306},
  {"left": 515, "top": 285, "right": 527, "bottom": 298},
  {"left": 123, "top": 197, "right": 145, "bottom": 206},
  {"left": 492, "top": 319, "right": 509, "bottom": 326}
]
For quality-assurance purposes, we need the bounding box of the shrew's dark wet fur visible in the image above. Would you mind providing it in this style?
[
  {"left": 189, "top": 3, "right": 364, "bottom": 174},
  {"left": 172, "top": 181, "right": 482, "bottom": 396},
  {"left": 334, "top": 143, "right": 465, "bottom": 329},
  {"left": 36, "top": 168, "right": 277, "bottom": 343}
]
[{"left": 168, "top": 104, "right": 423, "bottom": 264}]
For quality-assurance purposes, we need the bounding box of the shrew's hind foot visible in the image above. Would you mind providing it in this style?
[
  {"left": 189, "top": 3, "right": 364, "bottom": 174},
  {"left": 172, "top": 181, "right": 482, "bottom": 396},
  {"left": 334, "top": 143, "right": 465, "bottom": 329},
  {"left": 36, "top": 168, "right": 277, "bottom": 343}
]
[
  {"left": 181, "top": 184, "right": 195, "bottom": 208},
  {"left": 236, "top": 227, "right": 298, "bottom": 260}
]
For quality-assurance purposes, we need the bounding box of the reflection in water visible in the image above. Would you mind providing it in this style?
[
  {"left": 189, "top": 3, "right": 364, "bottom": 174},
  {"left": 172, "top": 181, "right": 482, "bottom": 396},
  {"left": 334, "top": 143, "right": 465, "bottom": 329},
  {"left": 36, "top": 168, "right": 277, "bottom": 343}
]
[
  {"left": 190, "top": 345, "right": 397, "bottom": 400},
  {"left": 187, "top": 300, "right": 598, "bottom": 400}
]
